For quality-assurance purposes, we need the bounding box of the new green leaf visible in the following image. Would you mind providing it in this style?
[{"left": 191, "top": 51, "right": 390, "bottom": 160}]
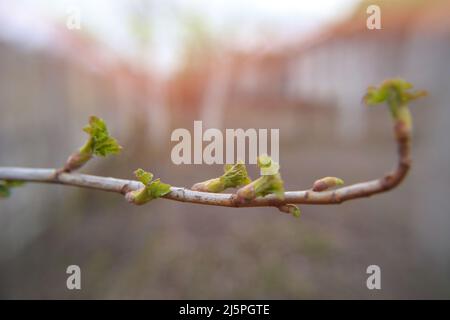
[
  {"left": 364, "top": 79, "right": 427, "bottom": 130},
  {"left": 134, "top": 168, "right": 154, "bottom": 186},
  {"left": 237, "top": 155, "right": 285, "bottom": 201},
  {"left": 82, "top": 116, "right": 122, "bottom": 157},
  {"left": 126, "top": 169, "right": 172, "bottom": 205},
  {"left": 62, "top": 116, "right": 122, "bottom": 172},
  {"left": 191, "top": 161, "right": 251, "bottom": 193}
]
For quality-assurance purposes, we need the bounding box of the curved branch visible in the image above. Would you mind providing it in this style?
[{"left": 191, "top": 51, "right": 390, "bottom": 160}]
[
  {"left": 3, "top": 77, "right": 424, "bottom": 211},
  {"left": 0, "top": 119, "right": 410, "bottom": 208}
]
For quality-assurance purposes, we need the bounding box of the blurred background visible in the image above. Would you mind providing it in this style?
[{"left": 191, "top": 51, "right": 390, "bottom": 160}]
[{"left": 0, "top": 0, "right": 449, "bottom": 299}]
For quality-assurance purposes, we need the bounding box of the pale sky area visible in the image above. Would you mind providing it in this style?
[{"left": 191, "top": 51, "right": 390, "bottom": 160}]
[{"left": 0, "top": 0, "right": 360, "bottom": 74}]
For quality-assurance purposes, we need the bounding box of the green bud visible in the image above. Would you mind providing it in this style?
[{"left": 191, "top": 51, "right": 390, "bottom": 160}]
[
  {"left": 191, "top": 178, "right": 225, "bottom": 193},
  {"left": 82, "top": 116, "right": 122, "bottom": 157},
  {"left": 221, "top": 162, "right": 252, "bottom": 188},
  {"left": 62, "top": 116, "right": 122, "bottom": 172},
  {"left": 191, "top": 161, "right": 251, "bottom": 193},
  {"left": 254, "top": 173, "right": 285, "bottom": 199},
  {"left": 363, "top": 79, "right": 426, "bottom": 131},
  {"left": 257, "top": 154, "right": 272, "bottom": 168},
  {"left": 312, "top": 176, "right": 344, "bottom": 192},
  {"left": 237, "top": 155, "right": 284, "bottom": 201},
  {"left": 278, "top": 204, "right": 301, "bottom": 218},
  {"left": 0, "top": 180, "right": 25, "bottom": 198},
  {"left": 237, "top": 174, "right": 285, "bottom": 201},
  {"left": 134, "top": 168, "right": 153, "bottom": 186},
  {"left": 258, "top": 154, "right": 280, "bottom": 175},
  {"left": 126, "top": 168, "right": 171, "bottom": 205}
]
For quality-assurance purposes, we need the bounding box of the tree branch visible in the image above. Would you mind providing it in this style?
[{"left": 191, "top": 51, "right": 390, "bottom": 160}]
[
  {"left": 0, "top": 117, "right": 410, "bottom": 208},
  {"left": 0, "top": 79, "right": 425, "bottom": 214}
]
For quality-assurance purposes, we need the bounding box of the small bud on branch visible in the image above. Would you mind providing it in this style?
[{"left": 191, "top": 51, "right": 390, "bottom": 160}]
[
  {"left": 0, "top": 180, "right": 25, "bottom": 198},
  {"left": 364, "top": 78, "right": 427, "bottom": 131},
  {"left": 61, "top": 116, "right": 122, "bottom": 172},
  {"left": 125, "top": 169, "right": 171, "bottom": 205},
  {"left": 257, "top": 154, "right": 280, "bottom": 176},
  {"left": 237, "top": 155, "right": 285, "bottom": 202},
  {"left": 278, "top": 204, "right": 301, "bottom": 218},
  {"left": 191, "top": 162, "right": 251, "bottom": 192},
  {"left": 312, "top": 177, "right": 344, "bottom": 192}
]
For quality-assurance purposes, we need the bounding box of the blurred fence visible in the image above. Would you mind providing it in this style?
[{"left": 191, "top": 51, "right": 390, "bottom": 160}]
[{"left": 0, "top": 0, "right": 449, "bottom": 298}]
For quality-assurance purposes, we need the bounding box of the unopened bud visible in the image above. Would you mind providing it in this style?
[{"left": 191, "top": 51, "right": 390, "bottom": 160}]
[
  {"left": 278, "top": 204, "right": 301, "bottom": 218},
  {"left": 237, "top": 173, "right": 285, "bottom": 202},
  {"left": 62, "top": 150, "right": 92, "bottom": 172},
  {"left": 312, "top": 177, "right": 344, "bottom": 192},
  {"left": 191, "top": 178, "right": 225, "bottom": 193}
]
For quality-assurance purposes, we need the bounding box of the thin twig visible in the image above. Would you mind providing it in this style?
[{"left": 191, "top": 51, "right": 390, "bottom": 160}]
[
  {"left": 0, "top": 119, "right": 410, "bottom": 208},
  {"left": 1, "top": 79, "right": 423, "bottom": 213}
]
